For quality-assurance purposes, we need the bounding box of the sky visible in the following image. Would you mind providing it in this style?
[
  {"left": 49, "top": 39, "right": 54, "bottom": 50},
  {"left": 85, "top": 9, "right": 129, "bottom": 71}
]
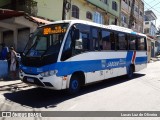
[{"left": 144, "top": 0, "right": 160, "bottom": 28}]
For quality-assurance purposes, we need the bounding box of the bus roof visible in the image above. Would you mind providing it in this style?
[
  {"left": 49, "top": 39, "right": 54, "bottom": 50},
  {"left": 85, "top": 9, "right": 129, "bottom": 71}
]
[{"left": 41, "top": 20, "right": 146, "bottom": 37}]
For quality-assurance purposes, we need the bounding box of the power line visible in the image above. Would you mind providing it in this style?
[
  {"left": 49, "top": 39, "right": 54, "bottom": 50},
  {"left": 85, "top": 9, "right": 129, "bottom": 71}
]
[
  {"left": 148, "top": 1, "right": 160, "bottom": 10},
  {"left": 148, "top": 0, "right": 156, "bottom": 4},
  {"left": 144, "top": 0, "right": 160, "bottom": 16}
]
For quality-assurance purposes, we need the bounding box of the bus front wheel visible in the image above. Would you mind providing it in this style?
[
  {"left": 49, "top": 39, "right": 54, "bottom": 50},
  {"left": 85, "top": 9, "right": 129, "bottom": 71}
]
[{"left": 68, "top": 75, "right": 80, "bottom": 94}]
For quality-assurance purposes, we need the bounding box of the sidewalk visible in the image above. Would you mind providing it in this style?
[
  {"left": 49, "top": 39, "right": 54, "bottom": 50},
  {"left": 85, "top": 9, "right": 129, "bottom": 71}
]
[
  {"left": 0, "top": 79, "right": 22, "bottom": 87},
  {"left": 0, "top": 78, "right": 33, "bottom": 92}
]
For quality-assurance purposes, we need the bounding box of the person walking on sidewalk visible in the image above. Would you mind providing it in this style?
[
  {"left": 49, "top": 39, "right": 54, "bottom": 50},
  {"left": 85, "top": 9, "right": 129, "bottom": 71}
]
[
  {"left": 0, "top": 43, "right": 9, "bottom": 60},
  {"left": 10, "top": 47, "right": 17, "bottom": 79}
]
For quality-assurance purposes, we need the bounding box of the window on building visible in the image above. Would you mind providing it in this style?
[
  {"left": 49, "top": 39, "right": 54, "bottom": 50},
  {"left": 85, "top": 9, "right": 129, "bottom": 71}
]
[
  {"left": 100, "top": 0, "right": 108, "bottom": 4},
  {"left": 115, "top": 18, "right": 118, "bottom": 25},
  {"left": 135, "top": 6, "right": 138, "bottom": 13},
  {"left": 140, "top": 11, "right": 143, "bottom": 16},
  {"left": 86, "top": 11, "right": 92, "bottom": 20},
  {"left": 72, "top": 5, "right": 79, "bottom": 19},
  {"left": 123, "top": 0, "right": 128, "bottom": 4},
  {"left": 104, "top": 0, "right": 108, "bottom": 4},
  {"left": 144, "top": 28, "right": 149, "bottom": 34},
  {"left": 112, "top": 1, "right": 118, "bottom": 11},
  {"left": 93, "top": 12, "right": 103, "bottom": 24},
  {"left": 129, "top": 1, "right": 131, "bottom": 6},
  {"left": 145, "top": 22, "right": 149, "bottom": 24},
  {"left": 121, "top": 14, "right": 127, "bottom": 23},
  {"left": 111, "top": 19, "right": 118, "bottom": 25}
]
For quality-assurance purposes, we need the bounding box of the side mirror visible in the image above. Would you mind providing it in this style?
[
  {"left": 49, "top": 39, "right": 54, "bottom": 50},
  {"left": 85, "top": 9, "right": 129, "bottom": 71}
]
[{"left": 73, "top": 29, "right": 80, "bottom": 40}]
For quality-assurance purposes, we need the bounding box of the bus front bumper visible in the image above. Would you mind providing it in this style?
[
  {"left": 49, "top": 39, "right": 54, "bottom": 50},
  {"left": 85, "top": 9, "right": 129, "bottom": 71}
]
[{"left": 19, "top": 71, "right": 66, "bottom": 90}]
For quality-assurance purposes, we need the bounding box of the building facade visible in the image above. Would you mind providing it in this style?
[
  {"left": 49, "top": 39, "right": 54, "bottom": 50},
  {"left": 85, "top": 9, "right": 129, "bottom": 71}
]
[
  {"left": 35, "top": 0, "right": 121, "bottom": 25},
  {"left": 121, "top": 0, "right": 144, "bottom": 33},
  {"left": 0, "top": 0, "right": 50, "bottom": 52},
  {"left": 144, "top": 10, "right": 157, "bottom": 37},
  {"left": 87, "top": 0, "right": 121, "bottom": 25},
  {"left": 144, "top": 10, "right": 157, "bottom": 58}
]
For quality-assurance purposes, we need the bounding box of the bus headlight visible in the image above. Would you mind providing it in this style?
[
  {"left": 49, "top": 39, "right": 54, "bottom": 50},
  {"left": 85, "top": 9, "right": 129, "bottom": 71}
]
[
  {"left": 40, "top": 70, "right": 57, "bottom": 77},
  {"left": 49, "top": 70, "right": 57, "bottom": 76},
  {"left": 40, "top": 72, "right": 45, "bottom": 77},
  {"left": 19, "top": 69, "right": 23, "bottom": 73}
]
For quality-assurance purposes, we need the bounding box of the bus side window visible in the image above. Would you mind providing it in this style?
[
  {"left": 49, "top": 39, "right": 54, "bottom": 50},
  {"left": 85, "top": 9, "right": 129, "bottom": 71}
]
[
  {"left": 117, "top": 33, "right": 127, "bottom": 50},
  {"left": 137, "top": 36, "right": 145, "bottom": 50},
  {"left": 91, "top": 28, "right": 99, "bottom": 50},
  {"left": 75, "top": 32, "right": 89, "bottom": 52},
  {"left": 129, "top": 35, "right": 136, "bottom": 50},
  {"left": 110, "top": 32, "right": 116, "bottom": 50},
  {"left": 125, "top": 34, "right": 129, "bottom": 50},
  {"left": 101, "top": 30, "right": 111, "bottom": 50}
]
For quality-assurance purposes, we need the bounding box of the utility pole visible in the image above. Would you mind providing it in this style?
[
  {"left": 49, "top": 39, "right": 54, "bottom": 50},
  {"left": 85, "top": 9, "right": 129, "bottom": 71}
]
[
  {"left": 129, "top": 0, "right": 136, "bottom": 29},
  {"left": 62, "top": 0, "right": 67, "bottom": 20},
  {"left": 62, "top": 0, "right": 71, "bottom": 20}
]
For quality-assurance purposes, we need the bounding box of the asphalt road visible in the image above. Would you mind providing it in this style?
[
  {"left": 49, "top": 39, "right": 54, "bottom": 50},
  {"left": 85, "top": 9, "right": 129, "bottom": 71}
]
[{"left": 0, "top": 61, "right": 160, "bottom": 120}]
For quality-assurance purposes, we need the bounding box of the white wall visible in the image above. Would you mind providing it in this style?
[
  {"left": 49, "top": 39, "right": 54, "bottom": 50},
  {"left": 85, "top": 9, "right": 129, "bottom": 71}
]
[
  {"left": 3, "top": 28, "right": 30, "bottom": 52},
  {"left": 17, "top": 28, "right": 30, "bottom": 52}
]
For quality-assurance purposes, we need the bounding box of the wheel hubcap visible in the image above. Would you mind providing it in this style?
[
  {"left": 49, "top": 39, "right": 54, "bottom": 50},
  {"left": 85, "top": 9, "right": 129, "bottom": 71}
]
[{"left": 72, "top": 80, "right": 78, "bottom": 90}]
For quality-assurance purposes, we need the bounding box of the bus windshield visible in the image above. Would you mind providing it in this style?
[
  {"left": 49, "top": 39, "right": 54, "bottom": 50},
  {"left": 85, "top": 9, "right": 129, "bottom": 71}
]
[{"left": 24, "top": 23, "right": 69, "bottom": 57}]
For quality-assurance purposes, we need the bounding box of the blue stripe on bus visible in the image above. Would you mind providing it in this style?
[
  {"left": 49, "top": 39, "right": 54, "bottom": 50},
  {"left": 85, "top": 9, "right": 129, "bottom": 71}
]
[
  {"left": 126, "top": 51, "right": 134, "bottom": 65},
  {"left": 135, "top": 57, "right": 147, "bottom": 64},
  {"left": 20, "top": 56, "right": 147, "bottom": 77}
]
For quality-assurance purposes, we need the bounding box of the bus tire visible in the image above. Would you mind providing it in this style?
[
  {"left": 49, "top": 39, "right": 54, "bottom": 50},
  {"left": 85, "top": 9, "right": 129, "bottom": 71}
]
[
  {"left": 68, "top": 75, "right": 80, "bottom": 94},
  {"left": 127, "top": 65, "right": 134, "bottom": 79}
]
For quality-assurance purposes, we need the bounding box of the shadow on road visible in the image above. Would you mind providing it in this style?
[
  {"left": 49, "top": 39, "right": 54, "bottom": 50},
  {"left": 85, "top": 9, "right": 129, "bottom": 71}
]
[{"left": 4, "top": 73, "right": 145, "bottom": 109}]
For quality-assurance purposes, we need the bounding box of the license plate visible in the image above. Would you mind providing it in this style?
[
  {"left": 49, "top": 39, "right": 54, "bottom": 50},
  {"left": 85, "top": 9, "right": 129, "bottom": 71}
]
[{"left": 27, "top": 78, "right": 34, "bottom": 83}]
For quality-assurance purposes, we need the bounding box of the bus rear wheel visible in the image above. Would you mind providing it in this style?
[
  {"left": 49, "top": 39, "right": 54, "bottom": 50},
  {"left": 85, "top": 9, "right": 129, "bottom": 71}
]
[{"left": 68, "top": 75, "right": 80, "bottom": 94}]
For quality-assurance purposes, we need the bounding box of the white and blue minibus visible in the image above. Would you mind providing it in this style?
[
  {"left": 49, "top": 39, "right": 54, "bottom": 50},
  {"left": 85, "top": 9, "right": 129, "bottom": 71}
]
[{"left": 19, "top": 20, "right": 147, "bottom": 94}]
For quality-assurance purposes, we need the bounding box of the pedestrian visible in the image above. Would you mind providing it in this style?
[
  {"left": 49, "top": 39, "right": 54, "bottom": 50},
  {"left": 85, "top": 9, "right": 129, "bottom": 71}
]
[
  {"left": 0, "top": 43, "right": 9, "bottom": 60},
  {"left": 6, "top": 50, "right": 11, "bottom": 71},
  {"left": 10, "top": 46, "right": 17, "bottom": 79}
]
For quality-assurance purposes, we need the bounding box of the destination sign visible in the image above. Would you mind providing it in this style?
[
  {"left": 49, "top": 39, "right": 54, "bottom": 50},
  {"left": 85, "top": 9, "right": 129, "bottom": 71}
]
[{"left": 43, "top": 25, "right": 67, "bottom": 35}]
